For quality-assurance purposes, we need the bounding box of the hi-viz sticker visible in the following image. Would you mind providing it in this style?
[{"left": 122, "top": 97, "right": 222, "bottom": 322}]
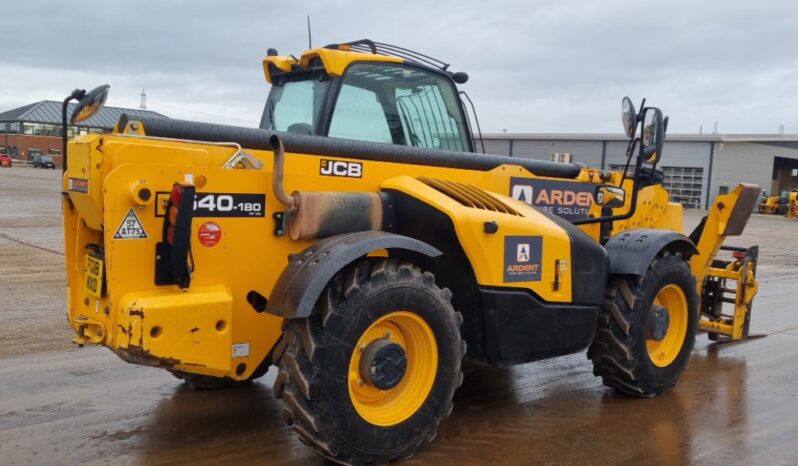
[{"left": 113, "top": 208, "right": 148, "bottom": 239}]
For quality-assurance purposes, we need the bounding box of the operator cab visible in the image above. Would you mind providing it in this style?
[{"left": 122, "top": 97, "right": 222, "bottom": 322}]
[{"left": 260, "top": 40, "right": 476, "bottom": 152}]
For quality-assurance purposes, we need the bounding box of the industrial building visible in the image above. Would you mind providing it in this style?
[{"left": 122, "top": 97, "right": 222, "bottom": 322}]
[
  {"left": 0, "top": 101, "right": 166, "bottom": 167},
  {"left": 478, "top": 133, "right": 798, "bottom": 209}
]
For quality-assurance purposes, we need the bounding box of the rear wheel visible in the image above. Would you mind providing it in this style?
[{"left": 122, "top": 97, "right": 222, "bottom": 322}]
[
  {"left": 588, "top": 252, "right": 698, "bottom": 397},
  {"left": 273, "top": 259, "right": 464, "bottom": 465}
]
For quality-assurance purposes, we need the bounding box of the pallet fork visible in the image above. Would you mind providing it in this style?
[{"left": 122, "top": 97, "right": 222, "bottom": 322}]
[{"left": 690, "top": 184, "right": 761, "bottom": 341}]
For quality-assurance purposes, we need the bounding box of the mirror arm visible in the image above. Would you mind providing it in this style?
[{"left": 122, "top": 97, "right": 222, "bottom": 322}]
[
  {"left": 573, "top": 156, "right": 642, "bottom": 226},
  {"left": 619, "top": 136, "right": 639, "bottom": 187},
  {"left": 61, "top": 89, "right": 85, "bottom": 174}
]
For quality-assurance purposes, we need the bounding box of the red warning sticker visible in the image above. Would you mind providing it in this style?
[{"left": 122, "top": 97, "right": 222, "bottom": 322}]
[{"left": 198, "top": 222, "right": 222, "bottom": 247}]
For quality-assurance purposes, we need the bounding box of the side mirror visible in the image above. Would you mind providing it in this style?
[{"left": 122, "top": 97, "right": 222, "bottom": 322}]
[
  {"left": 641, "top": 107, "right": 665, "bottom": 164},
  {"left": 621, "top": 96, "right": 637, "bottom": 137},
  {"left": 70, "top": 84, "right": 110, "bottom": 124},
  {"left": 595, "top": 185, "right": 626, "bottom": 208}
]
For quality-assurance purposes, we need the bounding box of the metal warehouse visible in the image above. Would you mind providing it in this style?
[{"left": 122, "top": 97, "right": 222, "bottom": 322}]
[{"left": 477, "top": 133, "right": 798, "bottom": 209}]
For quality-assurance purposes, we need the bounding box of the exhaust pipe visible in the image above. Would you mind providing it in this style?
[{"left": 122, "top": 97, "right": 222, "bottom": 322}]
[
  {"left": 269, "top": 135, "right": 297, "bottom": 210},
  {"left": 269, "top": 135, "right": 386, "bottom": 240}
]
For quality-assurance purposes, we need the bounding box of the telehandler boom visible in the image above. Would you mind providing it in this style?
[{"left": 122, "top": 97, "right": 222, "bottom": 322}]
[{"left": 62, "top": 40, "right": 760, "bottom": 465}]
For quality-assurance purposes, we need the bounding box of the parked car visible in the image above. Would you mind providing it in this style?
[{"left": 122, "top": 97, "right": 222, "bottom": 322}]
[
  {"left": 33, "top": 154, "right": 56, "bottom": 169},
  {"left": 0, "top": 153, "right": 11, "bottom": 167}
]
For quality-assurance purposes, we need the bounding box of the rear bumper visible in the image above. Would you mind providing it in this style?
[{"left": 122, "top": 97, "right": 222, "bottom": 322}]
[{"left": 114, "top": 285, "right": 235, "bottom": 376}]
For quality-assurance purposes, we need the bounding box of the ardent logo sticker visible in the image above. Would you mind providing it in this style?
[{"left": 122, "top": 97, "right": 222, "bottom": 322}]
[
  {"left": 510, "top": 177, "right": 597, "bottom": 221},
  {"left": 320, "top": 159, "right": 362, "bottom": 178},
  {"left": 516, "top": 243, "right": 530, "bottom": 262},
  {"left": 504, "top": 236, "right": 542, "bottom": 282},
  {"left": 511, "top": 185, "right": 533, "bottom": 205}
]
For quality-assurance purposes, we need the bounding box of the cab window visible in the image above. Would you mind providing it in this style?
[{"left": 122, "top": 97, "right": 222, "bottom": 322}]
[
  {"left": 328, "top": 62, "right": 471, "bottom": 151},
  {"left": 261, "top": 78, "right": 330, "bottom": 135},
  {"left": 328, "top": 82, "right": 392, "bottom": 143}
]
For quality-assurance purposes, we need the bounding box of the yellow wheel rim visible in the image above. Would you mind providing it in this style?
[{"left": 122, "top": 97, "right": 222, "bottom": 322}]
[
  {"left": 348, "top": 311, "right": 438, "bottom": 427},
  {"left": 646, "top": 284, "right": 688, "bottom": 367}
]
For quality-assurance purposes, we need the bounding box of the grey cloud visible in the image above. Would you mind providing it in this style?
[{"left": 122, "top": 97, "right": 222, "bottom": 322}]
[{"left": 1, "top": 0, "right": 797, "bottom": 133}]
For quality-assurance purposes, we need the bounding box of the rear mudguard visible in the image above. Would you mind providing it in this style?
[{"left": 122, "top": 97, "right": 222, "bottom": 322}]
[
  {"left": 264, "top": 231, "right": 441, "bottom": 319},
  {"left": 605, "top": 229, "right": 698, "bottom": 276}
]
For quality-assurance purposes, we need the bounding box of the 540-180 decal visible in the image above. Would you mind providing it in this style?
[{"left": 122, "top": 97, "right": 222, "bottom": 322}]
[{"left": 156, "top": 192, "right": 265, "bottom": 218}]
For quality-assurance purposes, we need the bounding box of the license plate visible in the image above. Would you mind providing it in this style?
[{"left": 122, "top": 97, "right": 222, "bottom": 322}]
[{"left": 85, "top": 255, "right": 104, "bottom": 298}]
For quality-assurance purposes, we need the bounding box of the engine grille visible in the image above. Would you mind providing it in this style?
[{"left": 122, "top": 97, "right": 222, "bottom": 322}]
[{"left": 417, "top": 177, "right": 521, "bottom": 216}]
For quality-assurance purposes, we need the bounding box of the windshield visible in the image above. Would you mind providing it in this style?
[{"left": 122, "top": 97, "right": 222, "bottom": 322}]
[
  {"left": 260, "top": 62, "right": 471, "bottom": 152},
  {"left": 42, "top": 156, "right": 53, "bottom": 162},
  {"left": 260, "top": 78, "right": 330, "bottom": 135},
  {"left": 329, "top": 62, "right": 471, "bottom": 151}
]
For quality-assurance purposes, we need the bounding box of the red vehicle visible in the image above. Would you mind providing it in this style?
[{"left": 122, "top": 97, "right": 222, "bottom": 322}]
[{"left": 0, "top": 153, "right": 12, "bottom": 167}]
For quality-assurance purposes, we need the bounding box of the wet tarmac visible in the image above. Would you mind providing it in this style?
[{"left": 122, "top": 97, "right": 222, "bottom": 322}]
[{"left": 1, "top": 167, "right": 797, "bottom": 465}]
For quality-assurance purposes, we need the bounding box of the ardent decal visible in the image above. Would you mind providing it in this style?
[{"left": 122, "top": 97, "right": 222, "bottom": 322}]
[
  {"left": 504, "top": 235, "right": 542, "bottom": 282},
  {"left": 510, "top": 177, "right": 597, "bottom": 221}
]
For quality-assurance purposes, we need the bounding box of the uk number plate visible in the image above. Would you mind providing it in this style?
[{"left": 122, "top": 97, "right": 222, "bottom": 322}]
[{"left": 85, "top": 255, "right": 104, "bottom": 298}]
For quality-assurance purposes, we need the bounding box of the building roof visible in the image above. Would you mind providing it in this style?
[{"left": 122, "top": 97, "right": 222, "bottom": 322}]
[
  {"left": 479, "top": 132, "right": 798, "bottom": 143},
  {"left": 0, "top": 100, "right": 167, "bottom": 129}
]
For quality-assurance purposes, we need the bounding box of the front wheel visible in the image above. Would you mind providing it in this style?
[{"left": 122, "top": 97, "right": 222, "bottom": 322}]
[
  {"left": 274, "top": 259, "right": 464, "bottom": 464},
  {"left": 589, "top": 251, "right": 698, "bottom": 397}
]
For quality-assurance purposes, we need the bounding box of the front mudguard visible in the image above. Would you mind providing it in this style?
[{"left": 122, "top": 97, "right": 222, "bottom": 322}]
[{"left": 605, "top": 229, "right": 698, "bottom": 276}]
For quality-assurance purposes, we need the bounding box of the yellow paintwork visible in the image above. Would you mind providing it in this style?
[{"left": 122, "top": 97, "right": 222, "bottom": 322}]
[
  {"left": 698, "top": 256, "right": 758, "bottom": 340},
  {"left": 61, "top": 132, "right": 609, "bottom": 380},
  {"left": 383, "top": 176, "right": 574, "bottom": 302},
  {"left": 117, "top": 286, "right": 233, "bottom": 374},
  {"left": 688, "top": 184, "right": 760, "bottom": 341},
  {"left": 690, "top": 184, "right": 756, "bottom": 289},
  {"left": 263, "top": 46, "right": 403, "bottom": 83},
  {"left": 62, "top": 122, "right": 759, "bottom": 378},
  {"left": 786, "top": 191, "right": 798, "bottom": 218},
  {"left": 759, "top": 195, "right": 780, "bottom": 214},
  {"left": 348, "top": 311, "right": 438, "bottom": 426},
  {"left": 647, "top": 284, "right": 688, "bottom": 367},
  {"left": 64, "top": 135, "right": 104, "bottom": 230},
  {"left": 605, "top": 171, "right": 685, "bottom": 235}
]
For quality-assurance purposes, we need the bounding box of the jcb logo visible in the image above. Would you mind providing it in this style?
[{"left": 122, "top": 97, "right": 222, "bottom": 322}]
[{"left": 320, "top": 159, "right": 362, "bottom": 178}]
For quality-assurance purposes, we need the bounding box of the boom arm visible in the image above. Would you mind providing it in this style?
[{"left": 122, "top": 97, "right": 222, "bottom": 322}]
[{"left": 689, "top": 183, "right": 760, "bottom": 285}]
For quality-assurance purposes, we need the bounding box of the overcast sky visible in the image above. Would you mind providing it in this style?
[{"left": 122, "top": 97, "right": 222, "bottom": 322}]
[{"left": 1, "top": 0, "right": 796, "bottom": 134}]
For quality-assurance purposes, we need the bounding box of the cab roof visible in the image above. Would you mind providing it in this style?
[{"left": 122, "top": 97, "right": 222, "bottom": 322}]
[{"left": 262, "top": 39, "right": 452, "bottom": 84}]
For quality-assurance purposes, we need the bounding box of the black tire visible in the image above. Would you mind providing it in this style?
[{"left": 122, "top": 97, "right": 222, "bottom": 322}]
[
  {"left": 588, "top": 252, "right": 698, "bottom": 397},
  {"left": 273, "top": 259, "right": 464, "bottom": 465}
]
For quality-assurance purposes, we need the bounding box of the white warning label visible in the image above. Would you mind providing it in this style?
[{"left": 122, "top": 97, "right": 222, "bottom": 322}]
[
  {"left": 113, "top": 208, "right": 148, "bottom": 239},
  {"left": 232, "top": 342, "right": 250, "bottom": 358}
]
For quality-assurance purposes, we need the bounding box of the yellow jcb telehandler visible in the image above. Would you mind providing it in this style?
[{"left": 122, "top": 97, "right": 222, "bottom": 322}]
[{"left": 61, "top": 40, "right": 760, "bottom": 465}]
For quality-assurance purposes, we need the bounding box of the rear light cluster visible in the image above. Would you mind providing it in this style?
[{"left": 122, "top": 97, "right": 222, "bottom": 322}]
[
  {"left": 167, "top": 184, "right": 187, "bottom": 245},
  {"left": 155, "top": 182, "right": 196, "bottom": 288}
]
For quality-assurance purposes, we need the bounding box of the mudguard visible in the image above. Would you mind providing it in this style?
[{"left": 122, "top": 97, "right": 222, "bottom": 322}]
[
  {"left": 264, "top": 231, "right": 441, "bottom": 318},
  {"left": 605, "top": 229, "right": 698, "bottom": 276}
]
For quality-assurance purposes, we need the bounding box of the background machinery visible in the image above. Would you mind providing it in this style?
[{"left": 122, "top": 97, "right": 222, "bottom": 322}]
[
  {"left": 759, "top": 188, "right": 798, "bottom": 216},
  {"left": 785, "top": 190, "right": 798, "bottom": 218},
  {"left": 61, "top": 40, "right": 760, "bottom": 465},
  {"left": 759, "top": 194, "right": 781, "bottom": 214}
]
